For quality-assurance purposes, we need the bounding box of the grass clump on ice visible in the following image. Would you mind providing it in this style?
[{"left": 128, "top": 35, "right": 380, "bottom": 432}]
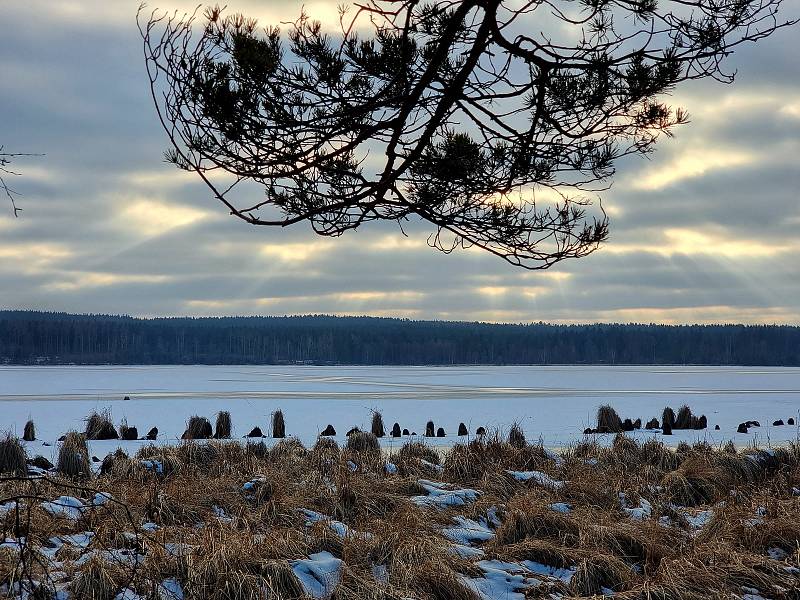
[
  {"left": 272, "top": 410, "right": 286, "bottom": 439},
  {"left": 214, "top": 411, "right": 232, "bottom": 439},
  {"left": 23, "top": 419, "right": 35, "bottom": 442},
  {"left": 0, "top": 432, "right": 27, "bottom": 475},
  {"left": 57, "top": 431, "right": 91, "bottom": 478},
  {"left": 85, "top": 409, "right": 118, "bottom": 440},
  {"left": 596, "top": 405, "right": 623, "bottom": 433},
  {"left": 183, "top": 415, "right": 213, "bottom": 440}
]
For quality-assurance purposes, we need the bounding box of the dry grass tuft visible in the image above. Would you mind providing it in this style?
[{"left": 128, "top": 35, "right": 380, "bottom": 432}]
[
  {"left": 411, "top": 564, "right": 479, "bottom": 600},
  {"left": 0, "top": 432, "right": 27, "bottom": 475},
  {"left": 184, "top": 415, "right": 213, "bottom": 440},
  {"left": 100, "top": 448, "right": 133, "bottom": 476},
  {"left": 118, "top": 419, "right": 138, "bottom": 441},
  {"left": 508, "top": 423, "right": 526, "bottom": 448},
  {"left": 498, "top": 539, "right": 576, "bottom": 569},
  {"left": 675, "top": 404, "right": 695, "bottom": 429},
  {"left": 495, "top": 507, "right": 580, "bottom": 546},
  {"left": 272, "top": 410, "right": 286, "bottom": 438},
  {"left": 215, "top": 411, "right": 232, "bottom": 439},
  {"left": 569, "top": 554, "right": 633, "bottom": 596},
  {"left": 662, "top": 457, "right": 718, "bottom": 506},
  {"left": 260, "top": 560, "right": 304, "bottom": 598},
  {"left": 57, "top": 431, "right": 91, "bottom": 478},
  {"left": 346, "top": 430, "right": 381, "bottom": 455},
  {"left": 641, "top": 438, "right": 680, "bottom": 471},
  {"left": 70, "top": 556, "right": 118, "bottom": 600},
  {"left": 85, "top": 409, "right": 118, "bottom": 440},
  {"left": 662, "top": 406, "right": 676, "bottom": 431},
  {"left": 371, "top": 411, "right": 385, "bottom": 438},
  {"left": 23, "top": 419, "right": 36, "bottom": 442},
  {"left": 174, "top": 441, "right": 220, "bottom": 470},
  {"left": 597, "top": 405, "right": 623, "bottom": 433},
  {"left": 399, "top": 440, "right": 441, "bottom": 465},
  {"left": 245, "top": 440, "right": 269, "bottom": 460},
  {"left": 270, "top": 437, "right": 307, "bottom": 462}
]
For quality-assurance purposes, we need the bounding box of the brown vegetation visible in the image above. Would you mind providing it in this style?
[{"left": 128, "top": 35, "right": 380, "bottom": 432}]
[
  {"left": 272, "top": 410, "right": 286, "bottom": 439},
  {"left": 2, "top": 434, "right": 799, "bottom": 599},
  {"left": 22, "top": 420, "right": 35, "bottom": 442},
  {"left": 0, "top": 432, "right": 27, "bottom": 475},
  {"left": 57, "top": 431, "right": 91, "bottom": 478},
  {"left": 85, "top": 410, "right": 118, "bottom": 440}
]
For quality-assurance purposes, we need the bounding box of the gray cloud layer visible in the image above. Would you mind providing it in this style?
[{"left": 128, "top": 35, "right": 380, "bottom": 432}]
[{"left": 1, "top": 1, "right": 799, "bottom": 323}]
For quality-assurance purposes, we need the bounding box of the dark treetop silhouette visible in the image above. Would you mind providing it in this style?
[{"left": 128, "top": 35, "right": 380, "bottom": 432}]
[{"left": 140, "top": 0, "right": 794, "bottom": 269}]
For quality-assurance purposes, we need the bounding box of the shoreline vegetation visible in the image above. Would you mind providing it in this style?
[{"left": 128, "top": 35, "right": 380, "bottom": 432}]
[
  {"left": 3, "top": 311, "right": 800, "bottom": 366},
  {"left": 2, "top": 424, "right": 799, "bottom": 599}
]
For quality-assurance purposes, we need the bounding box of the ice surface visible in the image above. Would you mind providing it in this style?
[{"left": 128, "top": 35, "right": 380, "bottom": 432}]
[{"left": 2, "top": 365, "right": 799, "bottom": 449}]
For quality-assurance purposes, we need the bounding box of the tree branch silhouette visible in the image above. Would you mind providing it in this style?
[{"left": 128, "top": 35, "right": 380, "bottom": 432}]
[{"left": 140, "top": 0, "right": 796, "bottom": 269}]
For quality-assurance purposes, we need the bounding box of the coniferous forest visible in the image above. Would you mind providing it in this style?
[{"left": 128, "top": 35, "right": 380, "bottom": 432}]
[{"left": 0, "top": 311, "right": 798, "bottom": 366}]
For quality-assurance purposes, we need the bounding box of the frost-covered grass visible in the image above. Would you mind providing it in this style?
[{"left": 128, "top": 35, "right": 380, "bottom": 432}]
[{"left": 1, "top": 434, "right": 799, "bottom": 599}]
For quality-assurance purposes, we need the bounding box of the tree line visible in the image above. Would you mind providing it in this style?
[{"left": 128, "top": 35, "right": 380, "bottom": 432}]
[{"left": 1, "top": 311, "right": 798, "bottom": 366}]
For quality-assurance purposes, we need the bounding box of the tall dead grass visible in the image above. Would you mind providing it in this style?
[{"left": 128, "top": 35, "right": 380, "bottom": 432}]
[
  {"left": 85, "top": 409, "right": 118, "bottom": 440},
  {"left": 272, "top": 410, "right": 286, "bottom": 438},
  {"left": 0, "top": 432, "right": 27, "bottom": 475},
  {"left": 57, "top": 431, "right": 91, "bottom": 478}
]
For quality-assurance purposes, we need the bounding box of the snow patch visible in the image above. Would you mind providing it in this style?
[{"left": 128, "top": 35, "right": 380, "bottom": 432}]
[
  {"left": 158, "top": 578, "right": 184, "bottom": 600},
  {"left": 41, "top": 496, "right": 86, "bottom": 520},
  {"left": 291, "top": 551, "right": 342, "bottom": 599},
  {"left": 412, "top": 480, "right": 480, "bottom": 508},
  {"left": 442, "top": 516, "right": 495, "bottom": 545},
  {"left": 506, "top": 470, "right": 565, "bottom": 490}
]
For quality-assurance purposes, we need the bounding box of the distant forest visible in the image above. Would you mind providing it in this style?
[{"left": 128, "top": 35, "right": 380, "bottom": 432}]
[{"left": 1, "top": 311, "right": 799, "bottom": 366}]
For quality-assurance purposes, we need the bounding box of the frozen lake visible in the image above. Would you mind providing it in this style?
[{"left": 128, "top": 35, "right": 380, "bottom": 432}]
[{"left": 1, "top": 365, "right": 799, "bottom": 452}]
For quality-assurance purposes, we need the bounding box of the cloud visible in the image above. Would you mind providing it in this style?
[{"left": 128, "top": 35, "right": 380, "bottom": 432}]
[{"left": 0, "top": 1, "right": 798, "bottom": 323}]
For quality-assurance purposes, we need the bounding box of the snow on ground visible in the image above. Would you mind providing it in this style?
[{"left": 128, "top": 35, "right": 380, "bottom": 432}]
[
  {"left": 506, "top": 470, "right": 566, "bottom": 489},
  {"left": 412, "top": 480, "right": 480, "bottom": 508},
  {"left": 442, "top": 515, "right": 495, "bottom": 545},
  {"left": 1, "top": 365, "right": 798, "bottom": 452},
  {"left": 291, "top": 552, "right": 342, "bottom": 599}
]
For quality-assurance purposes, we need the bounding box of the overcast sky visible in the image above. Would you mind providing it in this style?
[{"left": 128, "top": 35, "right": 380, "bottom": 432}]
[{"left": 1, "top": 1, "right": 799, "bottom": 324}]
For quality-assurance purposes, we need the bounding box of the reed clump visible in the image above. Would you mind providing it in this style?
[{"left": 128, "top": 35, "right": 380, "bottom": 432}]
[
  {"left": 0, "top": 432, "right": 27, "bottom": 475},
  {"left": 57, "top": 431, "right": 91, "bottom": 478}
]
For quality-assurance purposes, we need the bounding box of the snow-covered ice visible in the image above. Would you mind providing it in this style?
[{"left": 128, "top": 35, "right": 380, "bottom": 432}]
[{"left": 1, "top": 365, "right": 798, "bottom": 450}]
